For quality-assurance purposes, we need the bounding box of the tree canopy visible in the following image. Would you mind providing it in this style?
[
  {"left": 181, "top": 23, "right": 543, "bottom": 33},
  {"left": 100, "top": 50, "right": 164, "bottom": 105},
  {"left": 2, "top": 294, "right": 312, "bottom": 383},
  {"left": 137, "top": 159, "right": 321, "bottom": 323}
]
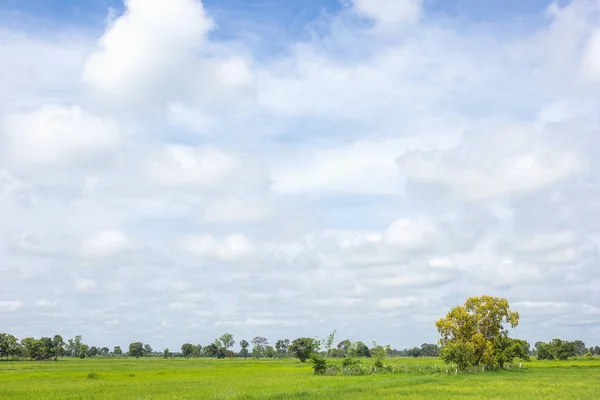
[{"left": 436, "top": 295, "right": 528, "bottom": 369}]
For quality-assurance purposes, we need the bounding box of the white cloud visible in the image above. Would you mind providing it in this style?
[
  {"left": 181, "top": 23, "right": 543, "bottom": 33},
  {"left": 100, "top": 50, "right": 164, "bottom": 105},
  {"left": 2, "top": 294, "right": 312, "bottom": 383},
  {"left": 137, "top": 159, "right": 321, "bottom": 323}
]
[
  {"left": 214, "top": 317, "right": 302, "bottom": 327},
  {"left": 377, "top": 296, "right": 417, "bottom": 310},
  {"left": 352, "top": 0, "right": 423, "bottom": 26},
  {"left": 75, "top": 279, "right": 98, "bottom": 291},
  {"left": 82, "top": 0, "right": 213, "bottom": 106},
  {"left": 202, "top": 197, "right": 271, "bottom": 223},
  {"left": 81, "top": 230, "right": 131, "bottom": 257},
  {"left": 2, "top": 105, "right": 120, "bottom": 167},
  {"left": 35, "top": 299, "right": 57, "bottom": 308},
  {"left": 2, "top": 0, "right": 600, "bottom": 349},
  {"left": 182, "top": 234, "right": 256, "bottom": 262},
  {"left": 147, "top": 145, "right": 239, "bottom": 188},
  {"left": 398, "top": 127, "right": 586, "bottom": 201},
  {"left": 271, "top": 136, "right": 455, "bottom": 195},
  {"left": 384, "top": 218, "right": 440, "bottom": 250},
  {"left": 581, "top": 29, "right": 600, "bottom": 82},
  {"left": 0, "top": 301, "right": 24, "bottom": 312}
]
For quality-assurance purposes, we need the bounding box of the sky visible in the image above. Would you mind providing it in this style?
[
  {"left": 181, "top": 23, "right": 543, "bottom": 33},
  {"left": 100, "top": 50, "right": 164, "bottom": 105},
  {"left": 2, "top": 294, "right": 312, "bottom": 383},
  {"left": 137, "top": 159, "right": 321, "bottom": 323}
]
[{"left": 1, "top": 0, "right": 600, "bottom": 351}]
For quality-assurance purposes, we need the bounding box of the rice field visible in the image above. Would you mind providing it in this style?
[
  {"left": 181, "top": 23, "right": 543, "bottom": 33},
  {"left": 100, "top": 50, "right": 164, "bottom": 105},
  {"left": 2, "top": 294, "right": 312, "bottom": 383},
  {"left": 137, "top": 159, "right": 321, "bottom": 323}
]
[{"left": 1, "top": 357, "right": 599, "bottom": 399}]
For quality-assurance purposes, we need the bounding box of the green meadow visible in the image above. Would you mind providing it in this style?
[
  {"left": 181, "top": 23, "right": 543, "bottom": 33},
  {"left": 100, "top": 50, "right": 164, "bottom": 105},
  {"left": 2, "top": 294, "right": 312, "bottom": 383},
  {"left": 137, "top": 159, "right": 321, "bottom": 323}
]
[{"left": 1, "top": 357, "right": 600, "bottom": 399}]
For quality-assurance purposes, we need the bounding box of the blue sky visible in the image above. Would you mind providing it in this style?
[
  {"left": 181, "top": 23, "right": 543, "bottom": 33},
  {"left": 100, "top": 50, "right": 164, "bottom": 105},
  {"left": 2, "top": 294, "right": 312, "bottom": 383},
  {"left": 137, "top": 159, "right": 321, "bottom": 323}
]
[
  {"left": 0, "top": 0, "right": 599, "bottom": 351},
  {"left": 2, "top": 0, "right": 556, "bottom": 32}
]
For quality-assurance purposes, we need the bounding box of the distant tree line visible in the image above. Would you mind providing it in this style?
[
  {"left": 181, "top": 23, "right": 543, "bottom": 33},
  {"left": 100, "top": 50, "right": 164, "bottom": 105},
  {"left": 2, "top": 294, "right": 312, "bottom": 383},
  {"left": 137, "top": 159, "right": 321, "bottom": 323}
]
[
  {"left": 1, "top": 297, "right": 597, "bottom": 365},
  {"left": 534, "top": 339, "right": 598, "bottom": 360}
]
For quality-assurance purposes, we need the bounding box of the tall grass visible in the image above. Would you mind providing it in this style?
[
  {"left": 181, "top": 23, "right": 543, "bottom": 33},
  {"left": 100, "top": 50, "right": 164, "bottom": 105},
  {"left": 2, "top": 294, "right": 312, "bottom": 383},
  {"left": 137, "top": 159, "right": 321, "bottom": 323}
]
[{"left": 0, "top": 357, "right": 599, "bottom": 399}]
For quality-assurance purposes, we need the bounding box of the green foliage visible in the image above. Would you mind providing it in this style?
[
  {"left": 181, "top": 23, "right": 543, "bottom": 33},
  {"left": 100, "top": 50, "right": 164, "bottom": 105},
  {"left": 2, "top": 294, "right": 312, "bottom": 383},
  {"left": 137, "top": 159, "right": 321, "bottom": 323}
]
[
  {"left": 436, "top": 295, "right": 523, "bottom": 368},
  {"left": 0, "top": 333, "right": 19, "bottom": 359},
  {"left": 325, "top": 330, "right": 336, "bottom": 357},
  {"left": 440, "top": 341, "right": 475, "bottom": 371},
  {"left": 536, "top": 339, "right": 579, "bottom": 361},
  {"left": 129, "top": 342, "right": 144, "bottom": 358},
  {"left": 309, "top": 352, "right": 328, "bottom": 375},
  {"left": 370, "top": 342, "right": 389, "bottom": 368},
  {"left": 341, "top": 356, "right": 360, "bottom": 368},
  {"left": 239, "top": 340, "right": 249, "bottom": 359},
  {"left": 275, "top": 339, "right": 289, "bottom": 358},
  {"left": 289, "top": 337, "right": 318, "bottom": 363},
  {"left": 79, "top": 344, "right": 89, "bottom": 359},
  {"left": 217, "top": 333, "right": 235, "bottom": 350},
  {"left": 113, "top": 346, "right": 122, "bottom": 356},
  {"left": 265, "top": 346, "right": 275, "bottom": 358}
]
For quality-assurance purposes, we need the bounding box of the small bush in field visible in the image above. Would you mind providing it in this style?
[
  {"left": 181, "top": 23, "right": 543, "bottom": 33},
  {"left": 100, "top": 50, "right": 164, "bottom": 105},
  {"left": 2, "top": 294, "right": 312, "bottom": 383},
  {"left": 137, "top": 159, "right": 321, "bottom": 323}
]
[{"left": 310, "top": 353, "right": 328, "bottom": 375}]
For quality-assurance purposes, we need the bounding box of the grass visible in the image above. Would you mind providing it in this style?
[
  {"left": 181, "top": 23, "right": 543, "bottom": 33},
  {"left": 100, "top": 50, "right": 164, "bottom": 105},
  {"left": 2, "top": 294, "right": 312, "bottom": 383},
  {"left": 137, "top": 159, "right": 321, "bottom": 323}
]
[{"left": 1, "top": 357, "right": 599, "bottom": 399}]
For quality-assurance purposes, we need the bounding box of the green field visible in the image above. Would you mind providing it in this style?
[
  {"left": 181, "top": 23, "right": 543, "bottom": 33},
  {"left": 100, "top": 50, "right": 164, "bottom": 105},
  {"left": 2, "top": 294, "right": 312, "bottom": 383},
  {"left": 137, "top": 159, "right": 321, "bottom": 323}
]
[{"left": 1, "top": 357, "right": 600, "bottom": 399}]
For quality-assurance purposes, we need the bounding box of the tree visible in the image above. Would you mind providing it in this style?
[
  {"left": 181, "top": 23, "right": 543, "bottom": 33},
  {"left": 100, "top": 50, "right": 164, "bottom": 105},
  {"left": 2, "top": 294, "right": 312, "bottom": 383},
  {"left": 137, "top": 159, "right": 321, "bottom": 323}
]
[
  {"left": 193, "top": 345, "right": 202, "bottom": 357},
  {"left": 52, "top": 335, "right": 64, "bottom": 361},
  {"left": 265, "top": 346, "right": 275, "bottom": 358},
  {"left": 79, "top": 344, "right": 89, "bottom": 359},
  {"left": 550, "top": 339, "right": 577, "bottom": 360},
  {"left": 420, "top": 343, "right": 440, "bottom": 357},
  {"left": 144, "top": 344, "right": 153, "bottom": 357},
  {"left": 440, "top": 341, "right": 475, "bottom": 371},
  {"left": 113, "top": 346, "right": 123, "bottom": 356},
  {"left": 371, "top": 342, "right": 389, "bottom": 368},
  {"left": 325, "top": 330, "right": 336, "bottom": 357},
  {"left": 100, "top": 347, "right": 110, "bottom": 356},
  {"left": 87, "top": 346, "right": 99, "bottom": 357},
  {"left": 407, "top": 347, "right": 421, "bottom": 358},
  {"left": 290, "top": 337, "right": 318, "bottom": 363},
  {"left": 0, "top": 333, "right": 19, "bottom": 360},
  {"left": 163, "top": 348, "right": 170, "bottom": 358},
  {"left": 66, "top": 335, "right": 82, "bottom": 358},
  {"left": 493, "top": 338, "right": 530, "bottom": 368},
  {"left": 129, "top": 342, "right": 144, "bottom": 358},
  {"left": 181, "top": 343, "right": 195, "bottom": 358},
  {"left": 573, "top": 340, "right": 587, "bottom": 356},
  {"left": 275, "top": 339, "right": 289, "bottom": 358},
  {"left": 251, "top": 337, "right": 268, "bottom": 359},
  {"left": 536, "top": 342, "right": 553, "bottom": 360},
  {"left": 436, "top": 295, "right": 522, "bottom": 368},
  {"left": 218, "top": 333, "right": 235, "bottom": 351},
  {"left": 355, "top": 341, "right": 371, "bottom": 357},
  {"left": 337, "top": 339, "right": 351, "bottom": 356},
  {"left": 204, "top": 343, "right": 219, "bottom": 358},
  {"left": 239, "top": 340, "right": 249, "bottom": 360}
]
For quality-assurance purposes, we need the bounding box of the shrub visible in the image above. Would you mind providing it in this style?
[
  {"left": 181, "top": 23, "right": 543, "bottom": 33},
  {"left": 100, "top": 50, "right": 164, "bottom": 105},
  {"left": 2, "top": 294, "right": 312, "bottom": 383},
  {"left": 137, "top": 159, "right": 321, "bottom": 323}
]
[
  {"left": 310, "top": 353, "right": 328, "bottom": 375},
  {"left": 342, "top": 356, "right": 359, "bottom": 368}
]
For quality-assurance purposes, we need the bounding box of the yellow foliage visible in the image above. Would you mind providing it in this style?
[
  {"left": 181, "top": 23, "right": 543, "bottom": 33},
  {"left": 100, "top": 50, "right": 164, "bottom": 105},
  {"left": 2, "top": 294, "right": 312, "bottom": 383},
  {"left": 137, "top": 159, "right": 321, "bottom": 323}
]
[{"left": 436, "top": 295, "right": 519, "bottom": 366}]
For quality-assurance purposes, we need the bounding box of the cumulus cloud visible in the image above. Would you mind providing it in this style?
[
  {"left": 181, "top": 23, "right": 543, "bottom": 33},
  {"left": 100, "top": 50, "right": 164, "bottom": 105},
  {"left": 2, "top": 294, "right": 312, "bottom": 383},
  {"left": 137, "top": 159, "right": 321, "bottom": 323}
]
[
  {"left": 0, "top": 300, "right": 24, "bottom": 312},
  {"left": 398, "top": 127, "right": 587, "bottom": 201},
  {"left": 82, "top": 0, "right": 213, "bottom": 105},
  {"left": 352, "top": 0, "right": 423, "bottom": 26},
  {"left": 2, "top": 105, "right": 120, "bottom": 167},
  {"left": 377, "top": 296, "right": 417, "bottom": 310},
  {"left": 581, "top": 29, "right": 600, "bottom": 82},
  {"left": 81, "top": 229, "right": 132, "bottom": 257},
  {"left": 146, "top": 145, "right": 240, "bottom": 188},
  {"left": 2, "top": 0, "right": 600, "bottom": 348},
  {"left": 202, "top": 197, "right": 271, "bottom": 223},
  {"left": 182, "top": 234, "right": 256, "bottom": 262}
]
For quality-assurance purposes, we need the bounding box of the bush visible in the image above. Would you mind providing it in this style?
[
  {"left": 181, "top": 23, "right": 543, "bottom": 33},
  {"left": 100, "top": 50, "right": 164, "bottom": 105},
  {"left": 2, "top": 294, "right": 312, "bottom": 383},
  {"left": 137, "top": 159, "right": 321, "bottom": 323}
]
[
  {"left": 584, "top": 352, "right": 594, "bottom": 359},
  {"left": 342, "top": 356, "right": 359, "bottom": 368},
  {"left": 310, "top": 353, "right": 328, "bottom": 375}
]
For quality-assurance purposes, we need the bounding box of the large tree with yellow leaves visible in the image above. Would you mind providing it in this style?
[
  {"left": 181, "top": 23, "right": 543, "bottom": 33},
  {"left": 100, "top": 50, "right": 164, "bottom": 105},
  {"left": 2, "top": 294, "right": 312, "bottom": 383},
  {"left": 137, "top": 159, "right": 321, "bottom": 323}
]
[{"left": 436, "top": 296, "right": 529, "bottom": 369}]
